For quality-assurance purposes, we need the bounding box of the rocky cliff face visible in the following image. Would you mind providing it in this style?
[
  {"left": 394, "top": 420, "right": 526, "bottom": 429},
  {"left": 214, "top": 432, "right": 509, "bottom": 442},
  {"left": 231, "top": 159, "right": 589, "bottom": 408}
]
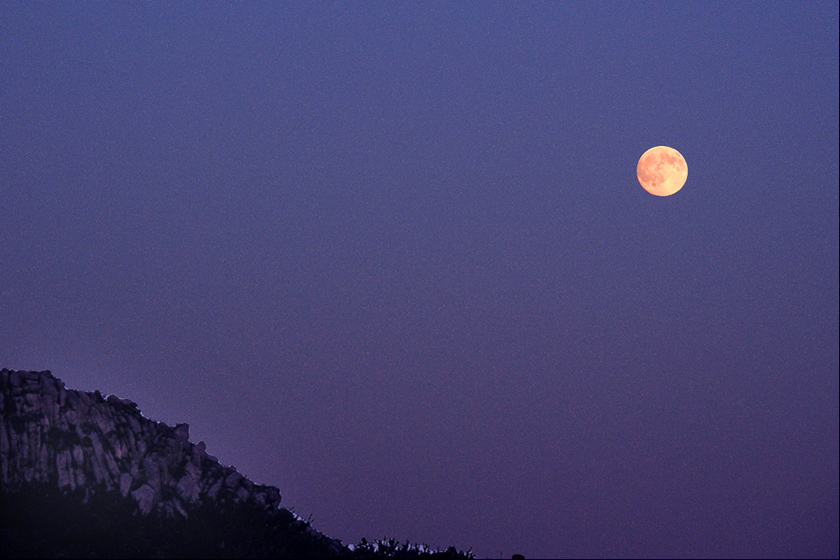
[
  {"left": 0, "top": 368, "right": 342, "bottom": 553},
  {"left": 1, "top": 369, "right": 475, "bottom": 559}
]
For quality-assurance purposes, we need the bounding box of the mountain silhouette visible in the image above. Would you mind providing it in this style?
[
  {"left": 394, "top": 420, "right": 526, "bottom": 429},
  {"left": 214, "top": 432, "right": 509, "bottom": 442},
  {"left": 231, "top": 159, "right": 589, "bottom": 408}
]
[{"left": 0, "top": 369, "right": 474, "bottom": 559}]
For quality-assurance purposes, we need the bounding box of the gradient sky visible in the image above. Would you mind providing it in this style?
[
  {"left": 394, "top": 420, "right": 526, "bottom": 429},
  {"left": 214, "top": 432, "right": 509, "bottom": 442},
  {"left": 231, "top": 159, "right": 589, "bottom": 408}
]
[{"left": 2, "top": 2, "right": 838, "bottom": 558}]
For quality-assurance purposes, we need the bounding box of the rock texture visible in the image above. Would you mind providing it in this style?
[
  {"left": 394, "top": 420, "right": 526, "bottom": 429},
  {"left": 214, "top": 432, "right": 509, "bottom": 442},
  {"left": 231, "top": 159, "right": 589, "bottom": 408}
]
[
  {"left": 1, "top": 369, "right": 475, "bottom": 559},
  {"left": 0, "top": 368, "right": 341, "bottom": 553}
]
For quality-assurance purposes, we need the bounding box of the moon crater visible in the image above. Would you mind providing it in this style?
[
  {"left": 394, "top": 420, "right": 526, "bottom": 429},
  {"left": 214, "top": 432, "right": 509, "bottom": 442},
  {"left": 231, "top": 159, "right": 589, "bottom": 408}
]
[{"left": 637, "top": 146, "right": 688, "bottom": 197}]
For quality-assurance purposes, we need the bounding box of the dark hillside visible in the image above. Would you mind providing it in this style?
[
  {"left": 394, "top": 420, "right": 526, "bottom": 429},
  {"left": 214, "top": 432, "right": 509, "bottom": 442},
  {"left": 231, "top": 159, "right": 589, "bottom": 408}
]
[{"left": 0, "top": 369, "right": 473, "bottom": 559}]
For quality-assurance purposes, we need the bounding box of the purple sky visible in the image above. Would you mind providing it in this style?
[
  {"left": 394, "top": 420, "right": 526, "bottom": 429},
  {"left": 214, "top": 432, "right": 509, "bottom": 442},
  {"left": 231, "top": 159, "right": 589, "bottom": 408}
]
[{"left": 2, "top": 2, "right": 838, "bottom": 558}]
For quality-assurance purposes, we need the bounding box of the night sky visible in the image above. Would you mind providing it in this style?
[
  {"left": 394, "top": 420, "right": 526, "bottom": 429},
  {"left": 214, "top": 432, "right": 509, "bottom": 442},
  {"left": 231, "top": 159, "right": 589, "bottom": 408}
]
[{"left": 2, "top": 3, "right": 838, "bottom": 558}]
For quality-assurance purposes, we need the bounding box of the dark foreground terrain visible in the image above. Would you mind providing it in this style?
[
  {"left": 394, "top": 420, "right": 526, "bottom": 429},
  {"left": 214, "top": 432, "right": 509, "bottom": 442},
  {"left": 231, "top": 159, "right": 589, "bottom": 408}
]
[
  {"left": 1, "top": 482, "right": 472, "bottom": 559},
  {"left": 0, "top": 369, "right": 473, "bottom": 559}
]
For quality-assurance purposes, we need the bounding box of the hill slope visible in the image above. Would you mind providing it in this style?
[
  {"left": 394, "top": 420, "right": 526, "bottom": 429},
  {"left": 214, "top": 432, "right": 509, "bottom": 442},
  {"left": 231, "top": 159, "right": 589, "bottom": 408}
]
[{"left": 0, "top": 369, "right": 472, "bottom": 559}]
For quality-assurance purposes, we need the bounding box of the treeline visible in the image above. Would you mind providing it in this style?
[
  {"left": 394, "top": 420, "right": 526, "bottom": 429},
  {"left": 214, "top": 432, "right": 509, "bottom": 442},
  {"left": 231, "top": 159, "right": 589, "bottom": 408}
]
[{"left": 0, "top": 483, "right": 472, "bottom": 559}]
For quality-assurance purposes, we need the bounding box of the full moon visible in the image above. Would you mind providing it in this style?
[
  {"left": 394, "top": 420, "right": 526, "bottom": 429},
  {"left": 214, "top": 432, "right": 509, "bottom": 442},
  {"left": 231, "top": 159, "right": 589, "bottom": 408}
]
[{"left": 637, "top": 146, "right": 688, "bottom": 197}]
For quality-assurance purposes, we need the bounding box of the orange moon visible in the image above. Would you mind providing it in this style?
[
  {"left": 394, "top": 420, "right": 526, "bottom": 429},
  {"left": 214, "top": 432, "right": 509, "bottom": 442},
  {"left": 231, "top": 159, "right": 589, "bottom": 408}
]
[{"left": 637, "top": 146, "right": 688, "bottom": 196}]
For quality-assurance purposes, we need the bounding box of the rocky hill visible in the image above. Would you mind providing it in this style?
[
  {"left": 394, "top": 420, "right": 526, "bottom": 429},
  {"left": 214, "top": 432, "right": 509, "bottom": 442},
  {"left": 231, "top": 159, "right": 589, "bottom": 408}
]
[{"left": 0, "top": 369, "right": 473, "bottom": 559}]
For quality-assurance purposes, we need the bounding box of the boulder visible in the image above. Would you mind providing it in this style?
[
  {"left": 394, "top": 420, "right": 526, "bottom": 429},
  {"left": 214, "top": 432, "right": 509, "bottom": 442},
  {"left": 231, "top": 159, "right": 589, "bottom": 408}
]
[{"left": 131, "top": 483, "right": 156, "bottom": 514}]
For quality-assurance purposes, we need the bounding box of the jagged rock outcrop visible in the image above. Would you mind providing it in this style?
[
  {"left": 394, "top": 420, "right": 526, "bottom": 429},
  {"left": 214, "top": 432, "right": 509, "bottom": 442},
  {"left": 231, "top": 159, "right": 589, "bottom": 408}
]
[
  {"left": 1, "top": 369, "right": 475, "bottom": 559},
  {"left": 0, "top": 368, "right": 342, "bottom": 554}
]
